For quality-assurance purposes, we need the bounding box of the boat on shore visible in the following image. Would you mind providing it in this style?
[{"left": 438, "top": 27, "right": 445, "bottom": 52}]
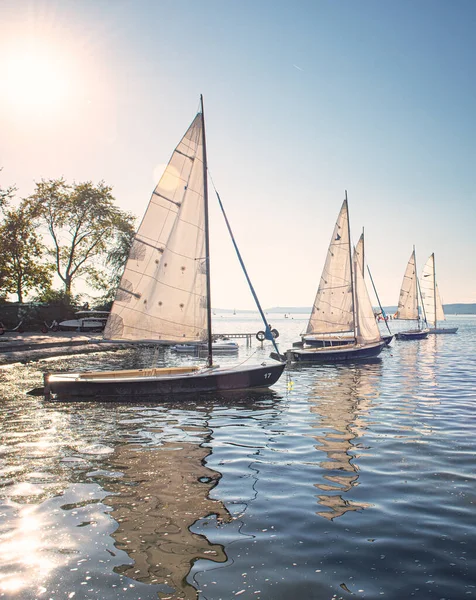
[
  {"left": 420, "top": 253, "right": 458, "bottom": 334},
  {"left": 171, "top": 340, "right": 239, "bottom": 354},
  {"left": 58, "top": 310, "right": 110, "bottom": 332},
  {"left": 394, "top": 247, "right": 429, "bottom": 340},
  {"left": 39, "top": 97, "right": 284, "bottom": 400}
]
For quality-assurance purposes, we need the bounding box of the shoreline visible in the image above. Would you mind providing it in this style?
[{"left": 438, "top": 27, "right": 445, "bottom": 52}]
[{"left": 0, "top": 332, "right": 133, "bottom": 365}]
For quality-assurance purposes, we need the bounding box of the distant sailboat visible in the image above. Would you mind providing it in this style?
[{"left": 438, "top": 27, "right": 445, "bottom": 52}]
[
  {"left": 40, "top": 96, "right": 285, "bottom": 399},
  {"left": 420, "top": 253, "right": 458, "bottom": 334},
  {"left": 394, "top": 248, "right": 429, "bottom": 340},
  {"left": 284, "top": 194, "right": 385, "bottom": 363}
]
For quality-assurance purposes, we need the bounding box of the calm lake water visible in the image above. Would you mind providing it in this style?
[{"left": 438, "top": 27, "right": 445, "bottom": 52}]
[{"left": 1, "top": 313, "right": 475, "bottom": 599}]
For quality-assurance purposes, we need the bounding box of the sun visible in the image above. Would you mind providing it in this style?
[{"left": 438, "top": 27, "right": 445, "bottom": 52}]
[{"left": 4, "top": 39, "right": 71, "bottom": 116}]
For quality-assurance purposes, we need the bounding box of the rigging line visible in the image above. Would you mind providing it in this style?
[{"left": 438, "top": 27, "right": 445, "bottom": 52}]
[
  {"left": 232, "top": 348, "right": 262, "bottom": 367},
  {"left": 207, "top": 173, "right": 282, "bottom": 360}
]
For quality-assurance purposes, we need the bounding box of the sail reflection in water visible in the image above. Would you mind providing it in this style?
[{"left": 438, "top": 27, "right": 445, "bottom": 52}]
[
  {"left": 105, "top": 436, "right": 231, "bottom": 598},
  {"left": 307, "top": 362, "right": 382, "bottom": 520}
]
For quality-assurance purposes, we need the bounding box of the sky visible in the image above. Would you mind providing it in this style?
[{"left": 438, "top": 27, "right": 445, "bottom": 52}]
[{"left": 0, "top": 0, "right": 475, "bottom": 309}]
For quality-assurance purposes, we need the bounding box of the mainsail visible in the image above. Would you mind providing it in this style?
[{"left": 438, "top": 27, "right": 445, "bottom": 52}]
[
  {"left": 104, "top": 114, "right": 208, "bottom": 342},
  {"left": 396, "top": 250, "right": 418, "bottom": 320},
  {"left": 420, "top": 253, "right": 446, "bottom": 328},
  {"left": 305, "top": 199, "right": 354, "bottom": 335}
]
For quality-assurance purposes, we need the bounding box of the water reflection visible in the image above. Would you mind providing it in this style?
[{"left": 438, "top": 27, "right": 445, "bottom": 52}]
[
  {"left": 0, "top": 364, "right": 237, "bottom": 600},
  {"left": 105, "top": 437, "right": 231, "bottom": 599},
  {"left": 306, "top": 362, "right": 382, "bottom": 520},
  {"left": 418, "top": 335, "right": 439, "bottom": 391}
]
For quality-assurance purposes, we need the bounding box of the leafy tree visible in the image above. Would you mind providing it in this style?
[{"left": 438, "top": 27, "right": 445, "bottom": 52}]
[
  {"left": 0, "top": 205, "right": 54, "bottom": 303},
  {"left": 26, "top": 178, "right": 135, "bottom": 297},
  {"left": 0, "top": 168, "right": 16, "bottom": 212},
  {"left": 91, "top": 219, "right": 136, "bottom": 307}
]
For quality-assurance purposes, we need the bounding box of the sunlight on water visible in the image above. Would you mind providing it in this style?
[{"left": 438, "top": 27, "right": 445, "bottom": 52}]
[
  {"left": 0, "top": 503, "right": 72, "bottom": 595},
  {"left": 0, "top": 314, "right": 475, "bottom": 599}
]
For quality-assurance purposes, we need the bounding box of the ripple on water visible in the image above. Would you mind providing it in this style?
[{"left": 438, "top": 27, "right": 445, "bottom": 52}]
[{"left": 0, "top": 316, "right": 475, "bottom": 599}]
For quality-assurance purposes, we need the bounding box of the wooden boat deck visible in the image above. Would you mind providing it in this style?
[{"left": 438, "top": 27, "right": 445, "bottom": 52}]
[{"left": 67, "top": 366, "right": 201, "bottom": 380}]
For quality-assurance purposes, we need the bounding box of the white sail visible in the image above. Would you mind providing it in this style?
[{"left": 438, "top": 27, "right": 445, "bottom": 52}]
[
  {"left": 104, "top": 114, "right": 208, "bottom": 342},
  {"left": 420, "top": 253, "right": 436, "bottom": 327},
  {"left": 305, "top": 199, "right": 354, "bottom": 335},
  {"left": 435, "top": 284, "right": 446, "bottom": 322},
  {"left": 396, "top": 250, "right": 418, "bottom": 320},
  {"left": 354, "top": 232, "right": 364, "bottom": 276},
  {"left": 353, "top": 245, "right": 381, "bottom": 344},
  {"left": 421, "top": 254, "right": 446, "bottom": 328}
]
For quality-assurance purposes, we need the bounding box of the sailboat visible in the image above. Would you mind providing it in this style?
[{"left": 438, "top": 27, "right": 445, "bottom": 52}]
[
  {"left": 354, "top": 229, "right": 394, "bottom": 346},
  {"left": 420, "top": 253, "right": 458, "bottom": 334},
  {"left": 41, "top": 97, "right": 285, "bottom": 399},
  {"left": 284, "top": 194, "right": 385, "bottom": 363},
  {"left": 394, "top": 248, "right": 430, "bottom": 340}
]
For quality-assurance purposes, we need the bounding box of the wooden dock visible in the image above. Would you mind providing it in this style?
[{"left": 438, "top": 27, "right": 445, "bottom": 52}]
[{"left": 213, "top": 332, "right": 256, "bottom": 346}]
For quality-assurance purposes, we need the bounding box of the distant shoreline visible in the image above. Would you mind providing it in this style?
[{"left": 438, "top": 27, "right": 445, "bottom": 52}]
[{"left": 216, "top": 304, "right": 476, "bottom": 315}]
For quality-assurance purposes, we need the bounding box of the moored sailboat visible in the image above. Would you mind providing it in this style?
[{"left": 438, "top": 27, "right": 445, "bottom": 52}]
[
  {"left": 284, "top": 194, "right": 385, "bottom": 363},
  {"left": 394, "top": 248, "right": 429, "bottom": 340},
  {"left": 40, "top": 97, "right": 285, "bottom": 399},
  {"left": 420, "top": 253, "right": 458, "bottom": 334}
]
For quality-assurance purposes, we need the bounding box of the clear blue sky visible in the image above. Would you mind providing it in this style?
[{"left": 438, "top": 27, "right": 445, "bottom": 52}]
[{"left": 1, "top": 0, "right": 475, "bottom": 308}]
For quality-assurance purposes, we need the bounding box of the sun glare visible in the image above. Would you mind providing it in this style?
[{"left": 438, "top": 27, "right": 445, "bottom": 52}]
[{"left": 4, "top": 39, "right": 71, "bottom": 116}]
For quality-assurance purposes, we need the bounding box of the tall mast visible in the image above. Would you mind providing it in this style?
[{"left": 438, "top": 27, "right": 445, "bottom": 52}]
[
  {"left": 414, "top": 246, "right": 428, "bottom": 329},
  {"left": 413, "top": 246, "right": 419, "bottom": 328},
  {"left": 361, "top": 227, "right": 365, "bottom": 276},
  {"left": 346, "top": 190, "right": 357, "bottom": 342},
  {"left": 200, "top": 95, "right": 213, "bottom": 368},
  {"left": 417, "top": 274, "right": 428, "bottom": 328},
  {"left": 432, "top": 253, "right": 437, "bottom": 329}
]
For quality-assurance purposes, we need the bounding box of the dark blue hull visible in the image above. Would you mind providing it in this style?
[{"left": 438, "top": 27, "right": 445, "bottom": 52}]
[
  {"left": 395, "top": 329, "right": 429, "bottom": 340},
  {"left": 286, "top": 341, "right": 385, "bottom": 364},
  {"left": 382, "top": 334, "right": 394, "bottom": 345},
  {"left": 43, "top": 362, "right": 285, "bottom": 401}
]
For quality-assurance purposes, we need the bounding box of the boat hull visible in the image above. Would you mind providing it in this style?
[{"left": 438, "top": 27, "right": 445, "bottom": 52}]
[
  {"left": 43, "top": 362, "right": 286, "bottom": 400},
  {"left": 301, "top": 336, "right": 354, "bottom": 348},
  {"left": 382, "top": 334, "right": 394, "bottom": 345},
  {"left": 428, "top": 327, "right": 458, "bottom": 334},
  {"left": 59, "top": 319, "right": 107, "bottom": 332},
  {"left": 286, "top": 341, "right": 385, "bottom": 364},
  {"left": 171, "top": 341, "right": 239, "bottom": 354},
  {"left": 395, "top": 329, "right": 430, "bottom": 340}
]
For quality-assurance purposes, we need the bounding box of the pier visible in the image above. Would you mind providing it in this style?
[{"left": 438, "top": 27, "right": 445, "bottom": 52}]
[{"left": 213, "top": 332, "right": 255, "bottom": 346}]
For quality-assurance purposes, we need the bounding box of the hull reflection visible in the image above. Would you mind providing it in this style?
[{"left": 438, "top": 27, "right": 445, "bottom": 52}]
[
  {"left": 308, "top": 363, "right": 382, "bottom": 520},
  {"left": 105, "top": 440, "right": 231, "bottom": 598}
]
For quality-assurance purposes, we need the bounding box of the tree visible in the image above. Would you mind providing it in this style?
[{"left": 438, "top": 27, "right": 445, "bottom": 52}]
[
  {"left": 0, "top": 205, "right": 53, "bottom": 302},
  {"left": 0, "top": 168, "right": 16, "bottom": 212},
  {"left": 26, "top": 179, "right": 135, "bottom": 297},
  {"left": 90, "top": 218, "right": 136, "bottom": 307}
]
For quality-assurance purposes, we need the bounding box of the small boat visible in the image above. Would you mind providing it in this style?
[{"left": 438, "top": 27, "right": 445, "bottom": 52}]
[
  {"left": 58, "top": 311, "right": 110, "bottom": 332},
  {"left": 420, "top": 253, "right": 458, "bottom": 334},
  {"left": 394, "top": 247, "right": 429, "bottom": 340},
  {"left": 285, "top": 193, "right": 385, "bottom": 363},
  {"left": 41, "top": 97, "right": 285, "bottom": 400},
  {"left": 171, "top": 340, "right": 239, "bottom": 354}
]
